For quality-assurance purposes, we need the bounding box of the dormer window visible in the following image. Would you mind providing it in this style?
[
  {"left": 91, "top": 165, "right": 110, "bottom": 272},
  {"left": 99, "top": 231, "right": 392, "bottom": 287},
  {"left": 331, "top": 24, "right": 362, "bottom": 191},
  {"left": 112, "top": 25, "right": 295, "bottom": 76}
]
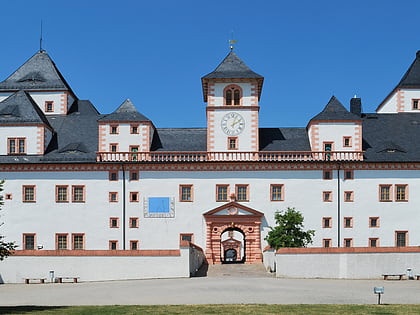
[
  {"left": 224, "top": 85, "right": 241, "bottom": 106},
  {"left": 45, "top": 101, "right": 54, "bottom": 112},
  {"left": 413, "top": 99, "right": 420, "bottom": 110},
  {"left": 8, "top": 138, "right": 26, "bottom": 155},
  {"left": 110, "top": 125, "right": 119, "bottom": 134}
]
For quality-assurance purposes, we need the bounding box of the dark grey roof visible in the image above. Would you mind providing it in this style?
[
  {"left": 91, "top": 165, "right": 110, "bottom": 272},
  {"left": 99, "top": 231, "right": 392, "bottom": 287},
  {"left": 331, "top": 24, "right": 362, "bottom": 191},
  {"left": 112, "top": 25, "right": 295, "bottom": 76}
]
[
  {"left": 41, "top": 100, "right": 102, "bottom": 161},
  {"left": 0, "top": 90, "right": 51, "bottom": 127},
  {"left": 202, "top": 51, "right": 264, "bottom": 102},
  {"left": 310, "top": 96, "right": 362, "bottom": 121},
  {"left": 362, "top": 113, "right": 420, "bottom": 162},
  {"left": 0, "top": 50, "right": 75, "bottom": 93},
  {"left": 397, "top": 51, "right": 420, "bottom": 88},
  {"left": 259, "top": 128, "right": 311, "bottom": 151},
  {"left": 202, "top": 51, "right": 263, "bottom": 80},
  {"left": 99, "top": 99, "right": 151, "bottom": 122},
  {"left": 152, "top": 128, "right": 207, "bottom": 151}
]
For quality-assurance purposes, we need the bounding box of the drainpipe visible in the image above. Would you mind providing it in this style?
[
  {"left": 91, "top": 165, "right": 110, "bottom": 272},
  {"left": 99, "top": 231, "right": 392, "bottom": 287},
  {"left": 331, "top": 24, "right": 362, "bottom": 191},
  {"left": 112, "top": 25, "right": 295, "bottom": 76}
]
[
  {"left": 337, "top": 164, "right": 341, "bottom": 247},
  {"left": 121, "top": 163, "right": 126, "bottom": 250}
]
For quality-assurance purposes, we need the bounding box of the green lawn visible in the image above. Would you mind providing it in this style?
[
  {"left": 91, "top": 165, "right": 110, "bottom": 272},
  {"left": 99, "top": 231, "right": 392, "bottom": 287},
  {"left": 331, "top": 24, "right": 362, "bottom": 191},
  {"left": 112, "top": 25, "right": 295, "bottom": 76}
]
[{"left": 1, "top": 305, "right": 420, "bottom": 315}]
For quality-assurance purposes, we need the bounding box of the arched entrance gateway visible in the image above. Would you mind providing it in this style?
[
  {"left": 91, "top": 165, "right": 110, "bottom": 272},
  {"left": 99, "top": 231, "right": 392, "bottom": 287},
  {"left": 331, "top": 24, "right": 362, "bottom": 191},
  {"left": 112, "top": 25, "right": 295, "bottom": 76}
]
[{"left": 203, "top": 202, "right": 264, "bottom": 264}]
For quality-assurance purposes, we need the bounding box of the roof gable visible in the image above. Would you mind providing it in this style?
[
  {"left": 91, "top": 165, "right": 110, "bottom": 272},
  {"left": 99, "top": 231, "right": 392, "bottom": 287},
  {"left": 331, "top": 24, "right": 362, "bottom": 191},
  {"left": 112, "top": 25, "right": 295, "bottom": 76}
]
[
  {"left": 0, "top": 90, "right": 51, "bottom": 126},
  {"left": 397, "top": 51, "right": 420, "bottom": 88},
  {"left": 310, "top": 96, "right": 361, "bottom": 122},
  {"left": 203, "top": 202, "right": 264, "bottom": 217},
  {"left": 99, "top": 99, "right": 151, "bottom": 122},
  {"left": 0, "top": 50, "right": 74, "bottom": 93}
]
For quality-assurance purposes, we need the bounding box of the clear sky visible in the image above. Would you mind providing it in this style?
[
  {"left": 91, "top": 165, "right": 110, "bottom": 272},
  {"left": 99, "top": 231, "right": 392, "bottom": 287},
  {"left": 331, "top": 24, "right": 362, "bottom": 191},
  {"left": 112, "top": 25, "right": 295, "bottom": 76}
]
[{"left": 1, "top": 0, "right": 420, "bottom": 128}]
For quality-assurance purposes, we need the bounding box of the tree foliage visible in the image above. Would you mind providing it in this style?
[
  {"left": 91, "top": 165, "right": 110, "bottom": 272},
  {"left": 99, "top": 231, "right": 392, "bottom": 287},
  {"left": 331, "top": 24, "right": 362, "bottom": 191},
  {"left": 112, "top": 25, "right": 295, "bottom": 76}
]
[
  {"left": 0, "top": 179, "right": 16, "bottom": 260},
  {"left": 265, "top": 207, "right": 315, "bottom": 249}
]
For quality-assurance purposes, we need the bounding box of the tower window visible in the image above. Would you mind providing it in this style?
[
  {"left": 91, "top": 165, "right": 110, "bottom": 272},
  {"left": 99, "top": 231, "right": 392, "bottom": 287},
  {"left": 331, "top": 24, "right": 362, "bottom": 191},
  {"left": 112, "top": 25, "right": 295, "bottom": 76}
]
[{"left": 224, "top": 86, "right": 242, "bottom": 105}]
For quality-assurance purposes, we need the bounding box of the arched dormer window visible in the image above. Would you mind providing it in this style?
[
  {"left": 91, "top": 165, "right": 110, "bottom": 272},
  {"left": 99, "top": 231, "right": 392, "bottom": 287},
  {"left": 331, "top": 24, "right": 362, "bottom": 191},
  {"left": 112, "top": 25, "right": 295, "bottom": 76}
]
[{"left": 224, "top": 85, "right": 242, "bottom": 105}]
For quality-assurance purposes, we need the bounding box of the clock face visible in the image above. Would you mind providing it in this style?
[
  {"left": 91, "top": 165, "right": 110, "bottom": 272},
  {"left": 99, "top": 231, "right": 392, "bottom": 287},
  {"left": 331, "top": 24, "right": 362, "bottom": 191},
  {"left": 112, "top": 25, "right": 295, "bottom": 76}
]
[{"left": 221, "top": 112, "right": 245, "bottom": 136}]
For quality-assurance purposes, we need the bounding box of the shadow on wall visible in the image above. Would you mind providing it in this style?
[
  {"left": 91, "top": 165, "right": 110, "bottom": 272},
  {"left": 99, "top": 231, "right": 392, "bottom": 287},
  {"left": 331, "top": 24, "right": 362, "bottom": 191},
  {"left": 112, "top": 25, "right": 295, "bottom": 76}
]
[{"left": 191, "top": 263, "right": 208, "bottom": 277}]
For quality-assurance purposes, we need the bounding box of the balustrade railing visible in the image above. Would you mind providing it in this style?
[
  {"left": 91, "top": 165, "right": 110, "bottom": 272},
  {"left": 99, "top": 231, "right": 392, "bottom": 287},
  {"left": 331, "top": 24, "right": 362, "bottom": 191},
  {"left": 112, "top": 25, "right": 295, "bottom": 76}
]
[{"left": 96, "top": 151, "right": 364, "bottom": 162}]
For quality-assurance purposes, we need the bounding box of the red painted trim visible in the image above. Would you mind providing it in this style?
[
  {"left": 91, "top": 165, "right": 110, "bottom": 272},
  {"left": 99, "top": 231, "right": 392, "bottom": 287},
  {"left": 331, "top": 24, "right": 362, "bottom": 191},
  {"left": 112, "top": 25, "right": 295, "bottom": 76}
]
[
  {"left": 13, "top": 249, "right": 181, "bottom": 256},
  {"left": 276, "top": 246, "right": 420, "bottom": 254}
]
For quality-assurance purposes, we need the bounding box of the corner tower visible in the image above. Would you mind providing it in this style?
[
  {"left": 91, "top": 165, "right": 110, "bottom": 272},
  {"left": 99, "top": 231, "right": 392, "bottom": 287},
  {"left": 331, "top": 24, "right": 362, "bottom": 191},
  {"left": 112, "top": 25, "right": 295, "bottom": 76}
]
[{"left": 201, "top": 51, "right": 263, "bottom": 153}]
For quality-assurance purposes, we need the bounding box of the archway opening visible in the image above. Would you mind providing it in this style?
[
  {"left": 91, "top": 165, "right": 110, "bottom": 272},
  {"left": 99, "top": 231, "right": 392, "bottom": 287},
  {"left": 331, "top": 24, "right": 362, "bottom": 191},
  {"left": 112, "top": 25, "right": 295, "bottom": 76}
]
[{"left": 220, "top": 227, "right": 245, "bottom": 264}]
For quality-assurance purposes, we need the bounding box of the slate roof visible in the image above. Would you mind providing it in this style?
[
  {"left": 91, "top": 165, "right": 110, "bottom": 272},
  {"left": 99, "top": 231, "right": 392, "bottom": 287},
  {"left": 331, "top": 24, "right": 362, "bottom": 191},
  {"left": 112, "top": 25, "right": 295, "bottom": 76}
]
[
  {"left": 397, "top": 51, "right": 420, "bottom": 88},
  {"left": 310, "top": 96, "right": 362, "bottom": 122},
  {"left": 0, "top": 90, "right": 51, "bottom": 127},
  {"left": 259, "top": 128, "right": 311, "bottom": 151},
  {"left": 202, "top": 51, "right": 264, "bottom": 101},
  {"left": 152, "top": 128, "right": 207, "bottom": 151},
  {"left": 0, "top": 50, "right": 75, "bottom": 94},
  {"left": 99, "top": 99, "right": 151, "bottom": 122}
]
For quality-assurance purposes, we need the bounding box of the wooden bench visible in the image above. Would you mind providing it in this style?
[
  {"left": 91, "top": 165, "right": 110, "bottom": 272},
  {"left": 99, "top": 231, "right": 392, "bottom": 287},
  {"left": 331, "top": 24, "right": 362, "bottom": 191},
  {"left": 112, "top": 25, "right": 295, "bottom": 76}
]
[
  {"left": 382, "top": 274, "right": 405, "bottom": 280},
  {"left": 24, "top": 278, "right": 47, "bottom": 284},
  {"left": 57, "top": 277, "right": 79, "bottom": 283}
]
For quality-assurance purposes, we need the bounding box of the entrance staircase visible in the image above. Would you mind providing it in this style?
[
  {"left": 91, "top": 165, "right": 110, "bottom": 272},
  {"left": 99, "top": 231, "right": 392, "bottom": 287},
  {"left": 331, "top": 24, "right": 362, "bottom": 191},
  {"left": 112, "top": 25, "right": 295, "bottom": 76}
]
[{"left": 205, "top": 263, "right": 275, "bottom": 278}]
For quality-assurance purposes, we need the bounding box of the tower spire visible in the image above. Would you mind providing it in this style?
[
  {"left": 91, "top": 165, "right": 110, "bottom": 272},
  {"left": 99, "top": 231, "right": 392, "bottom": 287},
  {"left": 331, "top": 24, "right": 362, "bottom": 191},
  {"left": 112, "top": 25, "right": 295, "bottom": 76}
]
[{"left": 39, "top": 20, "right": 43, "bottom": 52}]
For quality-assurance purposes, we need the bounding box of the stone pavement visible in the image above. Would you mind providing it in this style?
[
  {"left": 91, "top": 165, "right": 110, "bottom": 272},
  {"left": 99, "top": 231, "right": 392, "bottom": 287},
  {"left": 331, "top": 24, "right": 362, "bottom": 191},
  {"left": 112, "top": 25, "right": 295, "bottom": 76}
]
[{"left": 1, "top": 264, "right": 420, "bottom": 306}]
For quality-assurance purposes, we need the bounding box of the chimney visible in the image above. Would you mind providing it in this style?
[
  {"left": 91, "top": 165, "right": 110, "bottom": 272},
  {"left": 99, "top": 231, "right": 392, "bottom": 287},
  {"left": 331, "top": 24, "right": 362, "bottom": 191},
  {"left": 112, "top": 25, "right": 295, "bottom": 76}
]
[{"left": 350, "top": 96, "right": 362, "bottom": 115}]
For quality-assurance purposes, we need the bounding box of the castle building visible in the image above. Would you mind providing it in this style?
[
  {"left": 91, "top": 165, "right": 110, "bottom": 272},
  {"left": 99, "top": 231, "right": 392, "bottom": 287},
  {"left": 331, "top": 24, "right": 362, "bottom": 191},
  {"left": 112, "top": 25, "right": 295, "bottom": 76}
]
[{"left": 1, "top": 48, "right": 420, "bottom": 266}]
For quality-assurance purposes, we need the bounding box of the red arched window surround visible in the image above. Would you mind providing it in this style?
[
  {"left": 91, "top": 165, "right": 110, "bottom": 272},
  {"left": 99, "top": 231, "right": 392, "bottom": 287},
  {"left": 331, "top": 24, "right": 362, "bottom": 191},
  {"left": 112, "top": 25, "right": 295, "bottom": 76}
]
[{"left": 224, "top": 85, "right": 242, "bottom": 106}]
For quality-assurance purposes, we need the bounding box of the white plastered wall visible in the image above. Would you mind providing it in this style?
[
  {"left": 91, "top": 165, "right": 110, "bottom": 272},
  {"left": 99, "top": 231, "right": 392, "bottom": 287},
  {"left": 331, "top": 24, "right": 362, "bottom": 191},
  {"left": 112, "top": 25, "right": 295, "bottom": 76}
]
[
  {"left": 100, "top": 123, "right": 150, "bottom": 152},
  {"left": 0, "top": 126, "right": 44, "bottom": 154},
  {"left": 311, "top": 122, "right": 361, "bottom": 151}
]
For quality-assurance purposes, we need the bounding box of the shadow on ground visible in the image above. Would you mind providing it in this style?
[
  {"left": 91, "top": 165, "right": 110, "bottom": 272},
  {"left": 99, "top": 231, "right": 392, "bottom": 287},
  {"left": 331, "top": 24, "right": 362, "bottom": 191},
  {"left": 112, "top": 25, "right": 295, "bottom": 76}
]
[{"left": 0, "top": 306, "right": 68, "bottom": 314}]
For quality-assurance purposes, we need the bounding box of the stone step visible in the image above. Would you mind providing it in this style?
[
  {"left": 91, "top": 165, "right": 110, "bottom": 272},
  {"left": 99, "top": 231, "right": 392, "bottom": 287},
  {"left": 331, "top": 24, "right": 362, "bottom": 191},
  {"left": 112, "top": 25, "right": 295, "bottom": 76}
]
[{"left": 204, "top": 263, "right": 275, "bottom": 278}]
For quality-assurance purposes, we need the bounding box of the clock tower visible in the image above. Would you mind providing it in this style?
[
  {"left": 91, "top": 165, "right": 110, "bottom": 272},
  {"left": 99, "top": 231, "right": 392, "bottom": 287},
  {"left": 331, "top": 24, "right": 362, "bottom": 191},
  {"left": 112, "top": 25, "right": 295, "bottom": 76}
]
[{"left": 201, "top": 51, "right": 264, "bottom": 153}]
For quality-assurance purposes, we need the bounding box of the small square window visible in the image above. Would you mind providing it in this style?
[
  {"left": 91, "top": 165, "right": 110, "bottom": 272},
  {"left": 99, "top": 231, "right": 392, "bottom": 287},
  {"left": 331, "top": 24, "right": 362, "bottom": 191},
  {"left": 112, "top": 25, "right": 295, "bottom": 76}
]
[
  {"left": 343, "top": 137, "right": 352, "bottom": 147},
  {"left": 109, "top": 240, "right": 118, "bottom": 250},
  {"left": 344, "top": 238, "right": 353, "bottom": 248},
  {"left": 369, "top": 217, "right": 379, "bottom": 228},
  {"left": 323, "top": 191, "right": 332, "bottom": 202},
  {"left": 180, "top": 185, "right": 193, "bottom": 202},
  {"left": 271, "top": 184, "right": 284, "bottom": 201},
  {"left": 216, "top": 185, "right": 229, "bottom": 202},
  {"left": 236, "top": 185, "right": 249, "bottom": 201},
  {"left": 323, "top": 170, "right": 332, "bottom": 180},
  {"left": 369, "top": 238, "right": 379, "bottom": 247},
  {"left": 130, "top": 171, "right": 138, "bottom": 181},
  {"left": 110, "top": 144, "right": 118, "bottom": 152},
  {"left": 412, "top": 99, "right": 419, "bottom": 110},
  {"left": 323, "top": 217, "right": 332, "bottom": 228},
  {"left": 344, "top": 191, "right": 354, "bottom": 202},
  {"left": 109, "top": 192, "right": 118, "bottom": 202},
  {"left": 228, "top": 137, "right": 238, "bottom": 150},
  {"left": 130, "top": 217, "right": 139, "bottom": 228},
  {"left": 344, "top": 170, "right": 354, "bottom": 180},
  {"left": 130, "top": 192, "right": 139, "bottom": 202},
  {"left": 45, "top": 101, "right": 54, "bottom": 112},
  {"left": 379, "top": 185, "right": 392, "bottom": 202},
  {"left": 344, "top": 217, "right": 353, "bottom": 228},
  {"left": 323, "top": 239, "right": 331, "bottom": 248},
  {"left": 110, "top": 217, "right": 119, "bottom": 228},
  {"left": 130, "top": 240, "right": 139, "bottom": 250},
  {"left": 110, "top": 125, "right": 119, "bottom": 134},
  {"left": 5, "top": 194, "right": 12, "bottom": 200},
  {"left": 109, "top": 171, "right": 118, "bottom": 181},
  {"left": 130, "top": 125, "right": 139, "bottom": 134}
]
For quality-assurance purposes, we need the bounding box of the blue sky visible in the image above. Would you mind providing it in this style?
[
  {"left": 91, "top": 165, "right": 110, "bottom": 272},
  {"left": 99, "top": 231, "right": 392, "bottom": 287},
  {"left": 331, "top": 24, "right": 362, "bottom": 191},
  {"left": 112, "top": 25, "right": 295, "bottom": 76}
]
[{"left": 1, "top": 0, "right": 420, "bottom": 128}]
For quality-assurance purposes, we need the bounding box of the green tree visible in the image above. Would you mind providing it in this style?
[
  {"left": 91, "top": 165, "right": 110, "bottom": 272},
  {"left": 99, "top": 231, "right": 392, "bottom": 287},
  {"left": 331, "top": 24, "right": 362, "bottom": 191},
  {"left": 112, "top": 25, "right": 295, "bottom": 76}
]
[
  {"left": 265, "top": 207, "right": 315, "bottom": 249},
  {"left": 0, "top": 179, "right": 16, "bottom": 260}
]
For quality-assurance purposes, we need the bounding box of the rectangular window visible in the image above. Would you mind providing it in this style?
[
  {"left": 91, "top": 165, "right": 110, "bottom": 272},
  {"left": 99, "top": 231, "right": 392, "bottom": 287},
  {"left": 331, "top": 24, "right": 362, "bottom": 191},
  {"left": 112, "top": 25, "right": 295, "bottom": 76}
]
[
  {"left": 72, "top": 234, "right": 84, "bottom": 250},
  {"left": 343, "top": 137, "right": 352, "bottom": 147},
  {"left": 323, "top": 170, "right": 332, "bottom": 180},
  {"left": 110, "top": 217, "right": 119, "bottom": 228},
  {"left": 130, "top": 171, "right": 138, "bottom": 181},
  {"left": 109, "top": 240, "right": 118, "bottom": 250},
  {"left": 22, "top": 185, "right": 36, "bottom": 202},
  {"left": 323, "top": 239, "right": 331, "bottom": 248},
  {"left": 130, "top": 192, "right": 139, "bottom": 202},
  {"left": 56, "top": 234, "right": 68, "bottom": 250},
  {"left": 395, "top": 185, "right": 408, "bottom": 201},
  {"left": 236, "top": 185, "right": 249, "bottom": 201},
  {"left": 130, "top": 124, "right": 139, "bottom": 134},
  {"left": 109, "top": 192, "right": 118, "bottom": 202},
  {"left": 110, "top": 125, "right": 119, "bottom": 134},
  {"left": 344, "top": 217, "right": 353, "bottom": 228},
  {"left": 379, "top": 185, "right": 392, "bottom": 202},
  {"left": 8, "top": 138, "right": 26, "bottom": 155},
  {"left": 344, "top": 170, "right": 354, "bottom": 180},
  {"left": 344, "top": 238, "right": 353, "bottom": 248},
  {"left": 180, "top": 233, "right": 193, "bottom": 242},
  {"left": 109, "top": 171, "right": 118, "bottom": 181},
  {"left": 369, "top": 217, "right": 379, "bottom": 228},
  {"left": 270, "top": 184, "right": 284, "bottom": 201},
  {"left": 396, "top": 231, "right": 408, "bottom": 247},
  {"left": 369, "top": 238, "right": 379, "bottom": 247},
  {"left": 323, "top": 217, "right": 332, "bottom": 228},
  {"left": 130, "top": 240, "right": 139, "bottom": 250},
  {"left": 344, "top": 191, "right": 354, "bottom": 202},
  {"left": 5, "top": 193, "right": 12, "bottom": 200},
  {"left": 72, "top": 186, "right": 85, "bottom": 202},
  {"left": 228, "top": 137, "right": 238, "bottom": 150},
  {"left": 56, "top": 185, "right": 69, "bottom": 202},
  {"left": 323, "top": 191, "right": 332, "bottom": 202},
  {"left": 180, "top": 185, "right": 193, "bottom": 202},
  {"left": 216, "top": 185, "right": 229, "bottom": 202},
  {"left": 110, "top": 143, "right": 118, "bottom": 152},
  {"left": 130, "top": 146, "right": 139, "bottom": 161},
  {"left": 412, "top": 99, "right": 419, "bottom": 110},
  {"left": 23, "top": 234, "right": 35, "bottom": 250},
  {"left": 45, "top": 101, "right": 54, "bottom": 112},
  {"left": 129, "top": 217, "right": 139, "bottom": 228}
]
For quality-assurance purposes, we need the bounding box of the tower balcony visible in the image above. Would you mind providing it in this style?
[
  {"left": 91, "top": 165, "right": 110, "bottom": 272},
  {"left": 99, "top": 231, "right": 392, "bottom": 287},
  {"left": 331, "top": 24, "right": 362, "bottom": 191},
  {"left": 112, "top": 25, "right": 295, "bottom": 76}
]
[{"left": 96, "top": 151, "right": 364, "bottom": 163}]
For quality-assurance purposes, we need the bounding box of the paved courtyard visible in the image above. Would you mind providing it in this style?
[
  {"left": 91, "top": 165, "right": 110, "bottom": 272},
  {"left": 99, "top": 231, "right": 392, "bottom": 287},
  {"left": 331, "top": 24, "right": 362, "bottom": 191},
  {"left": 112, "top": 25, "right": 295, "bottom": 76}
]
[{"left": 1, "top": 265, "right": 419, "bottom": 306}]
